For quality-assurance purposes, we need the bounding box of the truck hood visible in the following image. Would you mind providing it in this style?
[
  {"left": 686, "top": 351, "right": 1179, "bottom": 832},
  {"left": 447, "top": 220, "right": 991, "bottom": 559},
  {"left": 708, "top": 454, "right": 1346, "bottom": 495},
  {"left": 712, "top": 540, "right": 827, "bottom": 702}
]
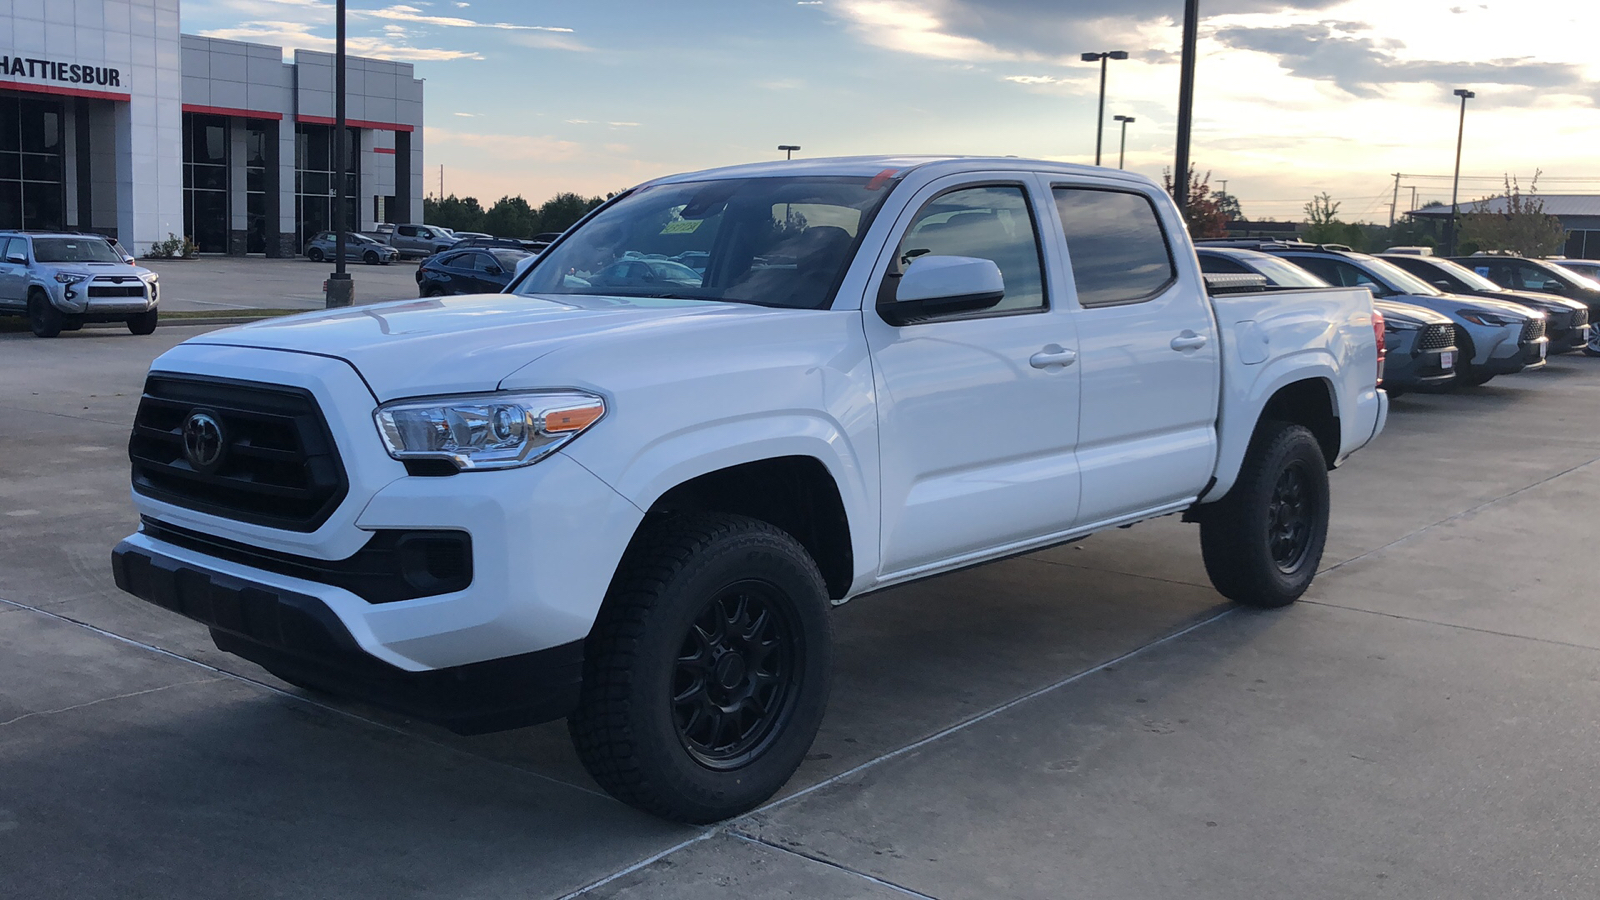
[
  {"left": 185, "top": 293, "right": 779, "bottom": 401},
  {"left": 53, "top": 261, "right": 155, "bottom": 279}
]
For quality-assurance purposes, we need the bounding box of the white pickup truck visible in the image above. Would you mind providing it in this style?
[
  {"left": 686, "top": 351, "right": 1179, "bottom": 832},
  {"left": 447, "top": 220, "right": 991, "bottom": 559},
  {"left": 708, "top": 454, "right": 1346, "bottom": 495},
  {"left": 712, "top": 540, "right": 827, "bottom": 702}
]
[{"left": 113, "top": 157, "right": 1386, "bottom": 823}]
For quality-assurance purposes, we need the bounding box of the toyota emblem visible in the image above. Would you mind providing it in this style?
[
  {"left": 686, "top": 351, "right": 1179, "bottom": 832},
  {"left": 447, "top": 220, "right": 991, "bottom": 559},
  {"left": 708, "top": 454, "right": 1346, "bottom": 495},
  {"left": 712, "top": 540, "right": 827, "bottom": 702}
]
[{"left": 182, "top": 411, "right": 226, "bottom": 473}]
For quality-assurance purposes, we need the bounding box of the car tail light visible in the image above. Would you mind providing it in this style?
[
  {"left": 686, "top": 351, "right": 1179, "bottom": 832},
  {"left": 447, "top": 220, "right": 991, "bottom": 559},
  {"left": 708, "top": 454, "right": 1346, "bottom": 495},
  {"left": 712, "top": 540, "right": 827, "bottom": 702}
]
[{"left": 1372, "top": 309, "right": 1386, "bottom": 387}]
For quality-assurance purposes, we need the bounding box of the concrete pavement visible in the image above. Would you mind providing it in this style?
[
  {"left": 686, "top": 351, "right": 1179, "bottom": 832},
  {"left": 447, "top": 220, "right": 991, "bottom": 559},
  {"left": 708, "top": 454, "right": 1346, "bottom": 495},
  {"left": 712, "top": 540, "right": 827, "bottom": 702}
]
[
  {"left": 141, "top": 256, "right": 424, "bottom": 312},
  {"left": 2, "top": 323, "right": 1598, "bottom": 898}
]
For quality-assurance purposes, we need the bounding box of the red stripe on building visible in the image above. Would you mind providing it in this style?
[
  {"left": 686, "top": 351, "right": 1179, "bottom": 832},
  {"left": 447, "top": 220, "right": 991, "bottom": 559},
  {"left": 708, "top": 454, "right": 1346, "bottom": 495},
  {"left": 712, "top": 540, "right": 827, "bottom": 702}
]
[
  {"left": 0, "top": 80, "right": 129, "bottom": 102},
  {"left": 296, "top": 114, "right": 415, "bottom": 133},
  {"left": 373, "top": 147, "right": 397, "bottom": 155},
  {"left": 182, "top": 104, "right": 284, "bottom": 120}
]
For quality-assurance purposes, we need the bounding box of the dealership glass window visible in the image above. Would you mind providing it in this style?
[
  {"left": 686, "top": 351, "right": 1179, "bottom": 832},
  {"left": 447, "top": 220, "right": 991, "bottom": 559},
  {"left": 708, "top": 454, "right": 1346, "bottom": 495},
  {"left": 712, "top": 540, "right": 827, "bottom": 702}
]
[
  {"left": 245, "top": 123, "right": 269, "bottom": 254},
  {"left": 182, "top": 113, "right": 230, "bottom": 254},
  {"left": 295, "top": 123, "right": 359, "bottom": 249},
  {"left": 0, "top": 94, "right": 67, "bottom": 231}
]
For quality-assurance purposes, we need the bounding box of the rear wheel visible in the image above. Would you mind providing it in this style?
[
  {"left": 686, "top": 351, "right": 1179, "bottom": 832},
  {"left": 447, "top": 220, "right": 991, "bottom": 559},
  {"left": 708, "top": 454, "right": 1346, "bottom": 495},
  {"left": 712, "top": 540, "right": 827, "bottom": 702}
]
[
  {"left": 569, "top": 513, "right": 833, "bottom": 824},
  {"left": 1199, "top": 421, "right": 1330, "bottom": 608},
  {"left": 28, "top": 292, "right": 63, "bottom": 338},
  {"left": 306, "top": 247, "right": 325, "bottom": 263},
  {"left": 127, "top": 309, "right": 158, "bottom": 335}
]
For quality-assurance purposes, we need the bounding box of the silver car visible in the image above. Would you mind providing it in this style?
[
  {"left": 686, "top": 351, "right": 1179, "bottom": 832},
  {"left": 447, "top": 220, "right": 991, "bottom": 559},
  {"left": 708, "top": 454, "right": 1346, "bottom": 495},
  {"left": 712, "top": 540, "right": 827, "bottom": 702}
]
[
  {"left": 0, "top": 231, "right": 160, "bottom": 338},
  {"left": 304, "top": 231, "right": 399, "bottom": 265}
]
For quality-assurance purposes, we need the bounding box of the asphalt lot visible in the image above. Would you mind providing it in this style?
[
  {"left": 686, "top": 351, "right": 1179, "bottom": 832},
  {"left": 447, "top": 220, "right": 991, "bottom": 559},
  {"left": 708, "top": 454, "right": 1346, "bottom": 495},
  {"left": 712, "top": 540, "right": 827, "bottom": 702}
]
[
  {"left": 3, "top": 325, "right": 1599, "bottom": 899},
  {"left": 142, "top": 255, "right": 425, "bottom": 312}
]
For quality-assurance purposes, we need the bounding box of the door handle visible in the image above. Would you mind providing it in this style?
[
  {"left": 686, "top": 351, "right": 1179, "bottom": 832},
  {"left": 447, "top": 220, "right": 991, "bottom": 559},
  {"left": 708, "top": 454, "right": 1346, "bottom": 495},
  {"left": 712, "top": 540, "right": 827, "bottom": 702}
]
[
  {"left": 1029, "top": 345, "right": 1077, "bottom": 369},
  {"left": 1170, "top": 332, "right": 1209, "bottom": 351}
]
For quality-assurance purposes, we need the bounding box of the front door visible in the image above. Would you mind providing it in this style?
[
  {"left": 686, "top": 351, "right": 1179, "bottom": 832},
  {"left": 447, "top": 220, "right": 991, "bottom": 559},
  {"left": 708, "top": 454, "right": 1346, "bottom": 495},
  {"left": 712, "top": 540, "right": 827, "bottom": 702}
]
[
  {"left": 0, "top": 237, "right": 25, "bottom": 308},
  {"left": 1049, "top": 183, "right": 1219, "bottom": 523},
  {"left": 864, "top": 176, "right": 1082, "bottom": 576}
]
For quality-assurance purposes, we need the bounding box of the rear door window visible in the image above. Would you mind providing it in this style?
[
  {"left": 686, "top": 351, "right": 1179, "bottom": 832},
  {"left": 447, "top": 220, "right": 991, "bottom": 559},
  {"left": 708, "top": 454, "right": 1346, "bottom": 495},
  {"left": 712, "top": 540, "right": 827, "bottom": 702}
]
[{"left": 1051, "top": 188, "right": 1176, "bottom": 307}]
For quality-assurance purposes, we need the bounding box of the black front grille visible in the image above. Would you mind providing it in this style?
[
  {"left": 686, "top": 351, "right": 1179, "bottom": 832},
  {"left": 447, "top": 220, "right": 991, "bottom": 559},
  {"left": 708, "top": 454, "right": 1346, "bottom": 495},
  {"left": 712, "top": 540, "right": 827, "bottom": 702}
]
[
  {"left": 1418, "top": 324, "right": 1455, "bottom": 352},
  {"left": 1573, "top": 308, "right": 1589, "bottom": 329},
  {"left": 129, "top": 376, "right": 348, "bottom": 532},
  {"left": 1520, "top": 317, "right": 1546, "bottom": 343},
  {"left": 89, "top": 285, "right": 146, "bottom": 297}
]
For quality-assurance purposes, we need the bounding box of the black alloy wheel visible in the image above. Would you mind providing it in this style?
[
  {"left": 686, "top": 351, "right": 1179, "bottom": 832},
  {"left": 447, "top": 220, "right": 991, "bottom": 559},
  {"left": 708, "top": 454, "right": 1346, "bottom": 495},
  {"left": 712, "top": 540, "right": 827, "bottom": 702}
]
[
  {"left": 306, "top": 247, "right": 325, "bottom": 262},
  {"left": 673, "top": 582, "right": 799, "bottom": 769},
  {"left": 1267, "top": 462, "right": 1315, "bottom": 574},
  {"left": 1199, "top": 421, "right": 1330, "bottom": 608}
]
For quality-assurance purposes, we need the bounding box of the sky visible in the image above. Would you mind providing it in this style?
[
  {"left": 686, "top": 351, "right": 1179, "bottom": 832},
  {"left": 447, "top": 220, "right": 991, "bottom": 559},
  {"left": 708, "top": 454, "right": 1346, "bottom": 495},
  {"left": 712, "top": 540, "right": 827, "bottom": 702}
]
[{"left": 179, "top": 0, "right": 1600, "bottom": 224}]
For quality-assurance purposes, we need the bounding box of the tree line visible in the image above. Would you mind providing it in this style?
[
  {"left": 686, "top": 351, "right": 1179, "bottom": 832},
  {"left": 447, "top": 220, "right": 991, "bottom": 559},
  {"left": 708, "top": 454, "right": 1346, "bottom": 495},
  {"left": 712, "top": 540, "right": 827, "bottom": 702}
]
[
  {"left": 423, "top": 191, "right": 614, "bottom": 238},
  {"left": 1163, "top": 165, "right": 1567, "bottom": 256}
]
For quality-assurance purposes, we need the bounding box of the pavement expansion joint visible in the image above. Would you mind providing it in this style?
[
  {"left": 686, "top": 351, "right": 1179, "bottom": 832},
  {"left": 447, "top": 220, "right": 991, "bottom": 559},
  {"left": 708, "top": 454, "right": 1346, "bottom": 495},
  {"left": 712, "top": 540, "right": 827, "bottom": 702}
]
[
  {"left": 0, "top": 402, "right": 137, "bottom": 429},
  {"left": 552, "top": 831, "right": 718, "bottom": 900},
  {"left": 729, "top": 831, "right": 944, "bottom": 900},
  {"left": 0, "top": 593, "right": 612, "bottom": 802},
  {"left": 1322, "top": 452, "right": 1600, "bottom": 577},
  {"left": 1302, "top": 599, "right": 1600, "bottom": 653},
  {"left": 0, "top": 677, "right": 221, "bottom": 729}
]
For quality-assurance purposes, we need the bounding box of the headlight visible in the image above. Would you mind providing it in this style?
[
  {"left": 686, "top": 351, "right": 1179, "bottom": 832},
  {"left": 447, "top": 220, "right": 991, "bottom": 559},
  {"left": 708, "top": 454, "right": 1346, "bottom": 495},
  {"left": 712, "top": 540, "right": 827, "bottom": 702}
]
[
  {"left": 1458, "top": 311, "right": 1520, "bottom": 327},
  {"left": 374, "top": 390, "right": 606, "bottom": 471},
  {"left": 142, "top": 272, "right": 159, "bottom": 283},
  {"left": 1383, "top": 319, "right": 1421, "bottom": 332},
  {"left": 54, "top": 272, "right": 89, "bottom": 284}
]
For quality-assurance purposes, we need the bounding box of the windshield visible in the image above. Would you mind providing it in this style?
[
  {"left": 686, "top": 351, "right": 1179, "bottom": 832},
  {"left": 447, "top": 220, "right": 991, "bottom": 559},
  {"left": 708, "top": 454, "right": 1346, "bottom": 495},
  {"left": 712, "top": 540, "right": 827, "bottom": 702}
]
[
  {"left": 512, "top": 175, "right": 899, "bottom": 309},
  {"left": 32, "top": 237, "right": 124, "bottom": 263},
  {"left": 1424, "top": 258, "right": 1503, "bottom": 292},
  {"left": 1550, "top": 263, "right": 1600, "bottom": 292},
  {"left": 1360, "top": 255, "right": 1443, "bottom": 295},
  {"left": 1249, "top": 255, "right": 1328, "bottom": 288}
]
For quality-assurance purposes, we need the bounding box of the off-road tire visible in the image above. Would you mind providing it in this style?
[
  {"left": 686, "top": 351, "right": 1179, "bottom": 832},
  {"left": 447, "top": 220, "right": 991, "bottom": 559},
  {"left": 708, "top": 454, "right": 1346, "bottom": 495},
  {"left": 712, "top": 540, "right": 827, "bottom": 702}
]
[
  {"left": 1199, "top": 421, "right": 1329, "bottom": 608},
  {"left": 306, "top": 247, "right": 325, "bottom": 263},
  {"left": 127, "top": 309, "right": 158, "bottom": 335},
  {"left": 569, "top": 513, "right": 833, "bottom": 824},
  {"left": 28, "top": 292, "right": 63, "bottom": 338}
]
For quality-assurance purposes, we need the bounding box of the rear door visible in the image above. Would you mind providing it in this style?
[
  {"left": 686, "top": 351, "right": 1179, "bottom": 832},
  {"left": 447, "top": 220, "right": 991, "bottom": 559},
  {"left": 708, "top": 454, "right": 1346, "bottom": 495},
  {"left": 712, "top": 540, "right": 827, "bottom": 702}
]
[
  {"left": 864, "top": 174, "right": 1082, "bottom": 576},
  {"left": 0, "top": 238, "right": 21, "bottom": 307},
  {"left": 1048, "top": 183, "right": 1219, "bottom": 524}
]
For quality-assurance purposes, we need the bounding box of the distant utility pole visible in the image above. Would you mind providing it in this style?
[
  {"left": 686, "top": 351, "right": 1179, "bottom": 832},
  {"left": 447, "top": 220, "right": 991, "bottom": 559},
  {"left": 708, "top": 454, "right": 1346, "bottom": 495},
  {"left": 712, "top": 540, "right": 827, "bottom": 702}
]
[
  {"left": 440, "top": 165, "right": 445, "bottom": 200},
  {"left": 1389, "top": 172, "right": 1401, "bottom": 228}
]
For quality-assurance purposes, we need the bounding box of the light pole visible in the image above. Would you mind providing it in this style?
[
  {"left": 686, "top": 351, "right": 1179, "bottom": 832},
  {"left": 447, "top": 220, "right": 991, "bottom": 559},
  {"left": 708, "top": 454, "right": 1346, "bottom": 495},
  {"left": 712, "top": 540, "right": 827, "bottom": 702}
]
[
  {"left": 778, "top": 144, "right": 801, "bottom": 160},
  {"left": 1445, "top": 88, "right": 1475, "bottom": 256},
  {"left": 1081, "top": 50, "right": 1128, "bottom": 166},
  {"left": 1113, "top": 115, "right": 1135, "bottom": 169},
  {"left": 325, "top": 0, "right": 353, "bottom": 308},
  {"left": 1173, "top": 0, "right": 1199, "bottom": 210}
]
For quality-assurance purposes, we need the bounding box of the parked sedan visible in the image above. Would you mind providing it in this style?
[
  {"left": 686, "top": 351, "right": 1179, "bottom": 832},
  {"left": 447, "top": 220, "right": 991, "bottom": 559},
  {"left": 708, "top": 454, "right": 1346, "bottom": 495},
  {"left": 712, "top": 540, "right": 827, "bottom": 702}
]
[
  {"left": 1379, "top": 254, "right": 1589, "bottom": 353},
  {"left": 1197, "top": 247, "right": 1458, "bottom": 394},
  {"left": 416, "top": 247, "right": 532, "bottom": 296},
  {"left": 304, "top": 232, "right": 399, "bottom": 265},
  {"left": 1449, "top": 255, "right": 1600, "bottom": 356}
]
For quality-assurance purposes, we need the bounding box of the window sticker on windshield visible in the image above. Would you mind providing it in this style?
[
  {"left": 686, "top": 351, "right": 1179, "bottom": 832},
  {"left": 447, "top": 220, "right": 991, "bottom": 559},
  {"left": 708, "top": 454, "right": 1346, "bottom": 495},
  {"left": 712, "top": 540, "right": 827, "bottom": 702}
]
[
  {"left": 661, "top": 220, "right": 703, "bottom": 235},
  {"left": 1475, "top": 267, "right": 1490, "bottom": 277}
]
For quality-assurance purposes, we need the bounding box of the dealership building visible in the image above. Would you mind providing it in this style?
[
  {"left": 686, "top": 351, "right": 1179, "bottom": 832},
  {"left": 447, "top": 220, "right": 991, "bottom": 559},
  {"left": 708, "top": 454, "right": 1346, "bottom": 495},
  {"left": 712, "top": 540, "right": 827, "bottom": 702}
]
[{"left": 1, "top": 0, "right": 425, "bottom": 257}]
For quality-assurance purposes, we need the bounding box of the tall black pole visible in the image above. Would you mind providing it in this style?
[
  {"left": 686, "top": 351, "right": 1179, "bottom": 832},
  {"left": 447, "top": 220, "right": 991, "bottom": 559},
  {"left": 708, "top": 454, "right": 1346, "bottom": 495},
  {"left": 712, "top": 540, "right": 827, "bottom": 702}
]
[
  {"left": 1173, "top": 0, "right": 1200, "bottom": 210},
  {"left": 1095, "top": 56, "right": 1108, "bottom": 167},
  {"left": 1446, "top": 90, "right": 1473, "bottom": 256},
  {"left": 327, "top": 0, "right": 353, "bottom": 307},
  {"left": 1118, "top": 119, "right": 1130, "bottom": 169}
]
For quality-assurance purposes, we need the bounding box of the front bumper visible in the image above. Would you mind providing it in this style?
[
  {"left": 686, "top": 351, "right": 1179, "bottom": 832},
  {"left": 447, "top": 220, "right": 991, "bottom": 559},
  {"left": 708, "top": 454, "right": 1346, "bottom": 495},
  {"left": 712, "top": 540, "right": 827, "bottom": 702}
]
[
  {"left": 1483, "top": 336, "right": 1548, "bottom": 374},
  {"left": 1383, "top": 330, "right": 1458, "bottom": 391},
  {"left": 111, "top": 539, "right": 582, "bottom": 734}
]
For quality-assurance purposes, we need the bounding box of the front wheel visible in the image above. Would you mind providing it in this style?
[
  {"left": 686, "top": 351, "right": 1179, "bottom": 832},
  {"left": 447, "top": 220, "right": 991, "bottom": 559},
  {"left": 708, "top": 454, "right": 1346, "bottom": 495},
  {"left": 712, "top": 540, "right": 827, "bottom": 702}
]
[
  {"left": 1199, "top": 421, "right": 1330, "bottom": 608},
  {"left": 28, "top": 294, "right": 63, "bottom": 338},
  {"left": 363, "top": 250, "right": 379, "bottom": 265},
  {"left": 569, "top": 513, "right": 833, "bottom": 824},
  {"left": 127, "top": 309, "right": 158, "bottom": 335}
]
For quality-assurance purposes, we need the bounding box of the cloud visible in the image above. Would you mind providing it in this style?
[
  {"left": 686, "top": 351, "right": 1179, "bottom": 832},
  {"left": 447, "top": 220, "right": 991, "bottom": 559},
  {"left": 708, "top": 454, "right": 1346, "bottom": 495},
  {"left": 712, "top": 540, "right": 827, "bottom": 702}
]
[
  {"left": 509, "top": 31, "right": 595, "bottom": 53},
  {"left": 1211, "top": 20, "right": 1594, "bottom": 103},
  {"left": 1004, "top": 75, "right": 1060, "bottom": 84},
  {"left": 453, "top": 112, "right": 478, "bottom": 117},
  {"left": 353, "top": 4, "right": 574, "bottom": 33},
  {"left": 197, "top": 20, "right": 482, "bottom": 60},
  {"left": 424, "top": 127, "right": 585, "bottom": 164}
]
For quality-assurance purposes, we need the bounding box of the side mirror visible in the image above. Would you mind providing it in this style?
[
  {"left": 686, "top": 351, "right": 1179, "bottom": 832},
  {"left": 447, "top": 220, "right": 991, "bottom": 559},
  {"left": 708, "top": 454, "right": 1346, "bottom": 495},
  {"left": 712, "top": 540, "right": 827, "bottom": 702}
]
[
  {"left": 6, "top": 254, "right": 25, "bottom": 265},
  {"left": 881, "top": 255, "right": 1005, "bottom": 325},
  {"left": 485, "top": 265, "right": 502, "bottom": 276},
  {"left": 1432, "top": 280, "right": 1452, "bottom": 289},
  {"left": 1544, "top": 282, "right": 1565, "bottom": 293},
  {"left": 1360, "top": 283, "right": 1389, "bottom": 298}
]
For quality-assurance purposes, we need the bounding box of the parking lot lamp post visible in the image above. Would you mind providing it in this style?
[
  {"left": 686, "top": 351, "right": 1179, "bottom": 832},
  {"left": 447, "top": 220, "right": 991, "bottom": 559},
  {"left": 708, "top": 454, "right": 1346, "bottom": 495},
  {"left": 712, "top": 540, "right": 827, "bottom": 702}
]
[
  {"left": 1081, "top": 51, "right": 1128, "bottom": 166},
  {"left": 778, "top": 144, "right": 800, "bottom": 160},
  {"left": 1114, "top": 115, "right": 1135, "bottom": 169},
  {"left": 1445, "top": 88, "right": 1475, "bottom": 257},
  {"left": 1173, "top": 0, "right": 1199, "bottom": 210},
  {"left": 326, "top": 0, "right": 354, "bottom": 308}
]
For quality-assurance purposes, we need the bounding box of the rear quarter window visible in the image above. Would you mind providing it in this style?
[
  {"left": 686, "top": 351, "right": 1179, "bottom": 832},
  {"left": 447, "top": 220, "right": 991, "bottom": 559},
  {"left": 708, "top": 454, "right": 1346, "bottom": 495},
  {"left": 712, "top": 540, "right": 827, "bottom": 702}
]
[{"left": 1052, "top": 188, "right": 1177, "bottom": 307}]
